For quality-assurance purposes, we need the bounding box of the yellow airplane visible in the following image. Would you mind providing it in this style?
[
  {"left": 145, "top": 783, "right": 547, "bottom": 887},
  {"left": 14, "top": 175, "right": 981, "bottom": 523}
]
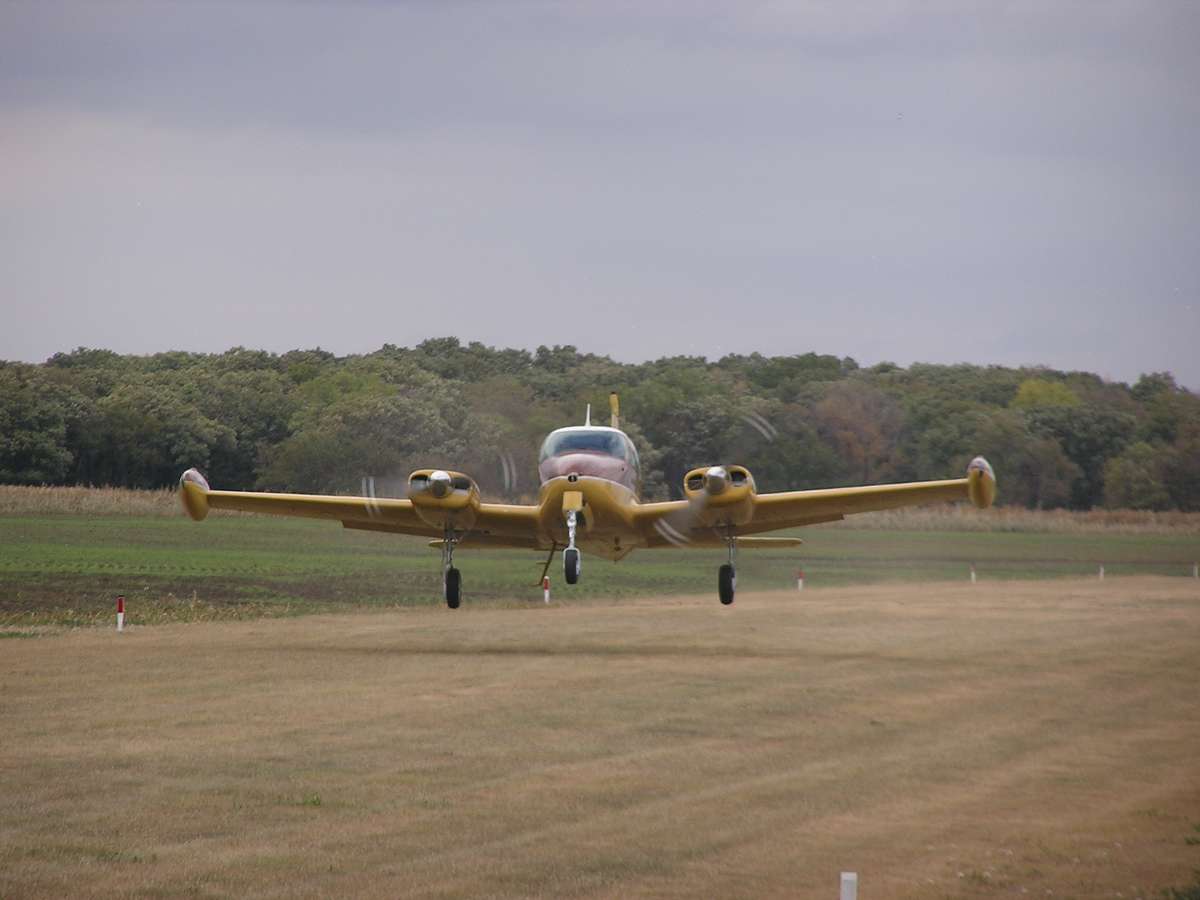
[{"left": 179, "top": 394, "right": 996, "bottom": 607}]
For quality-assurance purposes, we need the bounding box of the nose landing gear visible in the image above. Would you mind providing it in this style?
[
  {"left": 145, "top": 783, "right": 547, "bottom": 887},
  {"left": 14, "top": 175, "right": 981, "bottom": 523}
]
[{"left": 564, "top": 509, "right": 581, "bottom": 584}]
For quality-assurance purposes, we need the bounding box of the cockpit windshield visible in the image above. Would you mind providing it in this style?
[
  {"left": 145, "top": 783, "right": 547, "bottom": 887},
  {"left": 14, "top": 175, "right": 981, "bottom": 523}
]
[{"left": 539, "top": 429, "right": 630, "bottom": 463}]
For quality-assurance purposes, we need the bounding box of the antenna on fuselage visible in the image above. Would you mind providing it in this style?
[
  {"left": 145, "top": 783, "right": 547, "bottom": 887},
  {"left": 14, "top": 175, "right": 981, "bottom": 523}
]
[
  {"left": 585, "top": 404, "right": 591, "bottom": 427},
  {"left": 609, "top": 392, "right": 620, "bottom": 430}
]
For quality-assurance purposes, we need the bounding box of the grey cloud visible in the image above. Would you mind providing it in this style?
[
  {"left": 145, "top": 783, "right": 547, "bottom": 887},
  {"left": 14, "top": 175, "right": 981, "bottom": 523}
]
[{"left": 1, "top": 1, "right": 1197, "bottom": 386}]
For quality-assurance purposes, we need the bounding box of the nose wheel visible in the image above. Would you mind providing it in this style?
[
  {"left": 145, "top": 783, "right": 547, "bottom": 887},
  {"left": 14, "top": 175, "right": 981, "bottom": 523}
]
[
  {"left": 564, "top": 547, "right": 581, "bottom": 584},
  {"left": 564, "top": 509, "right": 582, "bottom": 584},
  {"left": 718, "top": 535, "right": 736, "bottom": 605}
]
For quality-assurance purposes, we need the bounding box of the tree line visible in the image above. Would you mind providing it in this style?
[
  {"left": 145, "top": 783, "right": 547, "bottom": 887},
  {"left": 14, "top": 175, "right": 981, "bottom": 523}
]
[{"left": 1, "top": 339, "right": 1197, "bottom": 510}]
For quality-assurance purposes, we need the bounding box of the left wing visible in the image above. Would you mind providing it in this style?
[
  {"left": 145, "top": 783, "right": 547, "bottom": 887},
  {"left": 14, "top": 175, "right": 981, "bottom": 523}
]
[{"left": 633, "top": 457, "right": 996, "bottom": 545}]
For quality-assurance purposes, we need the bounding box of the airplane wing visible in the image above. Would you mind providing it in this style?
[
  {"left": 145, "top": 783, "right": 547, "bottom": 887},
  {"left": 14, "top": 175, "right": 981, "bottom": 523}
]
[
  {"left": 634, "top": 457, "right": 996, "bottom": 546},
  {"left": 178, "top": 468, "right": 544, "bottom": 546}
]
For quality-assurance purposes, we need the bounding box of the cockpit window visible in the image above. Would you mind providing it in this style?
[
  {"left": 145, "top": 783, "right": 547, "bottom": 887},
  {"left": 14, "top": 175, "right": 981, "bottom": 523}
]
[{"left": 539, "top": 430, "right": 630, "bottom": 462}]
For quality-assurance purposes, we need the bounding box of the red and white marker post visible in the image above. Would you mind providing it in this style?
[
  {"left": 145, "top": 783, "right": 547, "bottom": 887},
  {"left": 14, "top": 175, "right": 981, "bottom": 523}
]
[
  {"left": 796, "top": 568, "right": 805, "bottom": 591},
  {"left": 116, "top": 595, "right": 125, "bottom": 632},
  {"left": 542, "top": 576, "right": 550, "bottom": 604}
]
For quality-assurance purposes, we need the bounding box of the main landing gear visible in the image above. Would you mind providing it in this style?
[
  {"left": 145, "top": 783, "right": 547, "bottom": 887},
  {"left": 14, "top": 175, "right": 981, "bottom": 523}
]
[
  {"left": 442, "top": 531, "right": 461, "bottom": 609},
  {"left": 718, "top": 535, "right": 736, "bottom": 605},
  {"left": 564, "top": 509, "right": 581, "bottom": 584}
]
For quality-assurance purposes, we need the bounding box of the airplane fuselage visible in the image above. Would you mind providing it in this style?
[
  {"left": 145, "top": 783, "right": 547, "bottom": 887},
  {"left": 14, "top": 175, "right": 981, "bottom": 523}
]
[{"left": 536, "top": 426, "right": 645, "bottom": 560}]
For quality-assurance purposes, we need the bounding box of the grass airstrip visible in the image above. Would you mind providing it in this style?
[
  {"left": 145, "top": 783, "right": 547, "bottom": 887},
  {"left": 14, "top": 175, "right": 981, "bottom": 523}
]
[{"left": 1, "top": 487, "right": 1199, "bottom": 897}]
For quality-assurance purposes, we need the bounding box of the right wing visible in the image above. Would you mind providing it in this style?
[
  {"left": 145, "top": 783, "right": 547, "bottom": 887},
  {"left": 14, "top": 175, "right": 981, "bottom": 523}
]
[{"left": 180, "top": 468, "right": 438, "bottom": 535}]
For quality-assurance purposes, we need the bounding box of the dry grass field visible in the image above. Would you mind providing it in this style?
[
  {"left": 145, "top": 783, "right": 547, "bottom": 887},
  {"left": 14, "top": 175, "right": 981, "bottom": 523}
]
[{"left": 2, "top": 577, "right": 1198, "bottom": 899}]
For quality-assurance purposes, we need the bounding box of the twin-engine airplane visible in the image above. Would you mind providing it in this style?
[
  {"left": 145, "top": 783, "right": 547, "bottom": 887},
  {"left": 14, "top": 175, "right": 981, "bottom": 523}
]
[{"left": 180, "top": 394, "right": 996, "bottom": 607}]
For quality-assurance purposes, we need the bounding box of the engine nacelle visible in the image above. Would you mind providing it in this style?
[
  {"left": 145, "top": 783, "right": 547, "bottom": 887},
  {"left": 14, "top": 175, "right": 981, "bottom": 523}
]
[
  {"left": 682, "top": 464, "right": 756, "bottom": 527},
  {"left": 408, "top": 469, "right": 481, "bottom": 530}
]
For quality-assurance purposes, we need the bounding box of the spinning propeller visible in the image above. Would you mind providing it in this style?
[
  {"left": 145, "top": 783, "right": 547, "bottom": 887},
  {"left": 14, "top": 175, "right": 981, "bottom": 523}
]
[{"left": 652, "top": 411, "right": 779, "bottom": 546}]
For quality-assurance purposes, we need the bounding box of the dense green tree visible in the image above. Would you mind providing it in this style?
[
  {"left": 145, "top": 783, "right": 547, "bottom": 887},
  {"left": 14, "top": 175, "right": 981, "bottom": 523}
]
[
  {"left": 1024, "top": 405, "right": 1135, "bottom": 508},
  {"left": 75, "top": 377, "right": 236, "bottom": 488},
  {"left": 1163, "top": 422, "right": 1200, "bottom": 511},
  {"left": 1010, "top": 379, "right": 1081, "bottom": 410},
  {"left": 258, "top": 389, "right": 452, "bottom": 493},
  {"left": 1, "top": 342, "right": 1194, "bottom": 511},
  {"left": 1130, "top": 371, "right": 1178, "bottom": 404},
  {"left": 970, "top": 411, "right": 1079, "bottom": 509},
  {"left": 193, "top": 369, "right": 297, "bottom": 489},
  {"left": 648, "top": 398, "right": 746, "bottom": 498},
  {"left": 714, "top": 352, "right": 851, "bottom": 401},
  {"left": 812, "top": 380, "right": 903, "bottom": 484},
  {"left": 0, "top": 365, "right": 80, "bottom": 483},
  {"left": 1103, "top": 442, "right": 1171, "bottom": 510}
]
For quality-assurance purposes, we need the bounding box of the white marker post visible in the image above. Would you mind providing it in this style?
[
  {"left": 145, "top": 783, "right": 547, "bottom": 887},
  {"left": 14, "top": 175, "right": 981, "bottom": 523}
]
[
  {"left": 970, "top": 563, "right": 977, "bottom": 585},
  {"left": 840, "top": 871, "right": 858, "bottom": 900},
  {"left": 797, "top": 568, "right": 805, "bottom": 591},
  {"left": 116, "top": 595, "right": 125, "bottom": 632},
  {"left": 1193, "top": 562, "right": 1198, "bottom": 579},
  {"left": 1099, "top": 564, "right": 1105, "bottom": 581},
  {"left": 542, "top": 576, "right": 550, "bottom": 604}
]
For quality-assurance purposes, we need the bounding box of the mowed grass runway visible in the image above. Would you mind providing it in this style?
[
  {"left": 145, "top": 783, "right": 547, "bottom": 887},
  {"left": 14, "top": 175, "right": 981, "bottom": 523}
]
[{"left": 3, "top": 577, "right": 1199, "bottom": 898}]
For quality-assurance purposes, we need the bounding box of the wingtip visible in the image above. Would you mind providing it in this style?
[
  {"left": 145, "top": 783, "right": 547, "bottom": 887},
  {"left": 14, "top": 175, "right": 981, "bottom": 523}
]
[
  {"left": 966, "top": 456, "right": 997, "bottom": 509},
  {"left": 179, "top": 468, "right": 211, "bottom": 521}
]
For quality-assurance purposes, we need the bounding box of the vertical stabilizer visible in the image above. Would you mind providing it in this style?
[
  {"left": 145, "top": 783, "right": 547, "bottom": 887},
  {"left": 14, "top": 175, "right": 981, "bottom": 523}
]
[{"left": 609, "top": 392, "right": 620, "bottom": 430}]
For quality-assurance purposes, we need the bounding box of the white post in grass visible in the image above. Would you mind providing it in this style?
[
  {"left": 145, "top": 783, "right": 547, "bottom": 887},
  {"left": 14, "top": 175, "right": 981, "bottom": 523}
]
[
  {"left": 970, "top": 563, "right": 977, "bottom": 585},
  {"left": 116, "top": 595, "right": 125, "bottom": 632},
  {"left": 1099, "top": 564, "right": 1105, "bottom": 581},
  {"left": 542, "top": 576, "right": 550, "bottom": 604},
  {"left": 797, "top": 568, "right": 805, "bottom": 591},
  {"left": 1193, "top": 562, "right": 1198, "bottom": 579},
  {"left": 840, "top": 871, "right": 858, "bottom": 900}
]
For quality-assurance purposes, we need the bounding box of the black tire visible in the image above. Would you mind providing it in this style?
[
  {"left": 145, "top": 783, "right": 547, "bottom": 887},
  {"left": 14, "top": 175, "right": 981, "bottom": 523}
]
[
  {"left": 445, "top": 567, "right": 461, "bottom": 609},
  {"left": 564, "top": 548, "right": 581, "bottom": 585},
  {"left": 718, "top": 564, "right": 735, "bottom": 605}
]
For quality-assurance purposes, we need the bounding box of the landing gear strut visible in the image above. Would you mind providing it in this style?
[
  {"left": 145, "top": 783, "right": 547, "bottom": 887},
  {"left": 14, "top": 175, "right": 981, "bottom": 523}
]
[
  {"left": 564, "top": 509, "right": 581, "bottom": 584},
  {"left": 442, "top": 531, "right": 461, "bottom": 609},
  {"left": 718, "top": 535, "right": 736, "bottom": 605}
]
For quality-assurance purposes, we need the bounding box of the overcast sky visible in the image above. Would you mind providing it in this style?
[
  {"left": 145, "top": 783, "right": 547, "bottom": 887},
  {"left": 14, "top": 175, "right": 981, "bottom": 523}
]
[{"left": 2, "top": 1, "right": 1197, "bottom": 387}]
